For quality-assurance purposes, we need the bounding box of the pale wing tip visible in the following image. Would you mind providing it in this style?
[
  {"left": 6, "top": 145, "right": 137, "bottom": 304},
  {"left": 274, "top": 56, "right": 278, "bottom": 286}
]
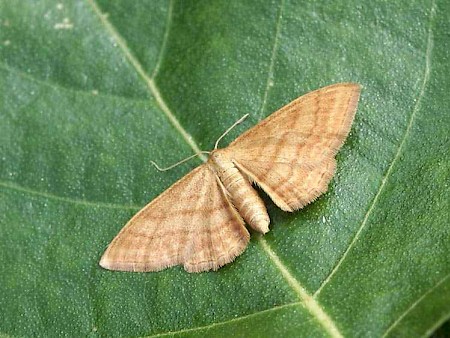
[
  {"left": 323, "top": 83, "right": 362, "bottom": 112},
  {"left": 328, "top": 82, "right": 362, "bottom": 98},
  {"left": 331, "top": 82, "right": 361, "bottom": 121},
  {"left": 329, "top": 82, "right": 361, "bottom": 90},
  {"left": 99, "top": 250, "right": 133, "bottom": 271},
  {"left": 99, "top": 251, "right": 114, "bottom": 271},
  {"left": 347, "top": 82, "right": 362, "bottom": 96},
  {"left": 100, "top": 248, "right": 185, "bottom": 272},
  {"left": 347, "top": 83, "right": 362, "bottom": 117}
]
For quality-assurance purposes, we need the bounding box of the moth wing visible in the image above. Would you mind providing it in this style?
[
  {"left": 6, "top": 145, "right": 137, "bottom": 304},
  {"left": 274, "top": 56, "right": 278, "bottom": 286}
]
[
  {"left": 100, "top": 164, "right": 249, "bottom": 273},
  {"left": 227, "top": 83, "right": 360, "bottom": 211}
]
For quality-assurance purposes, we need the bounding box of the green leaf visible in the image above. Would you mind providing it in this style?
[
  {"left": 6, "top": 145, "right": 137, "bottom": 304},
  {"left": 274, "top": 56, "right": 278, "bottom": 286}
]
[{"left": 1, "top": 0, "right": 449, "bottom": 337}]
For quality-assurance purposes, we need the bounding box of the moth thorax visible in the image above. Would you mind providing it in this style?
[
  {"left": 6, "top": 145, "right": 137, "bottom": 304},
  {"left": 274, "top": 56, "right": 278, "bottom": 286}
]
[{"left": 208, "top": 149, "right": 233, "bottom": 174}]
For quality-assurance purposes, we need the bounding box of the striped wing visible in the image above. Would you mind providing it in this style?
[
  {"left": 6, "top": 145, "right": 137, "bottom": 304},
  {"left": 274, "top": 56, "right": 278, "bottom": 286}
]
[
  {"left": 100, "top": 164, "right": 249, "bottom": 273},
  {"left": 227, "top": 83, "right": 360, "bottom": 211}
]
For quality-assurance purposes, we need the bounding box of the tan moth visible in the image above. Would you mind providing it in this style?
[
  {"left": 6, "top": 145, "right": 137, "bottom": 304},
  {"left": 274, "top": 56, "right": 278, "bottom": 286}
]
[{"left": 100, "top": 83, "right": 361, "bottom": 273}]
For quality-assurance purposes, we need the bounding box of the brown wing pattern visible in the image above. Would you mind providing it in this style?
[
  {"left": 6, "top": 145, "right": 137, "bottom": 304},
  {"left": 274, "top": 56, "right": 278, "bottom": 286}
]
[
  {"left": 100, "top": 164, "right": 250, "bottom": 273},
  {"left": 227, "top": 83, "right": 360, "bottom": 211},
  {"left": 234, "top": 158, "right": 336, "bottom": 211}
]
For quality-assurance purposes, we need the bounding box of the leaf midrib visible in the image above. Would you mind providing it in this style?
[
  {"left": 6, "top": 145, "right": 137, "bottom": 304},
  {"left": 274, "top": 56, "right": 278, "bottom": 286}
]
[
  {"left": 86, "top": 0, "right": 345, "bottom": 336},
  {"left": 86, "top": 0, "right": 205, "bottom": 161}
]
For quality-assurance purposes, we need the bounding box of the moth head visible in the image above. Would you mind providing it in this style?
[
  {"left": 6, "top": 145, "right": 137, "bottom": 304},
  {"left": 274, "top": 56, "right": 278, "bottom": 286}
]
[
  {"left": 209, "top": 149, "right": 221, "bottom": 160},
  {"left": 208, "top": 149, "right": 229, "bottom": 167}
]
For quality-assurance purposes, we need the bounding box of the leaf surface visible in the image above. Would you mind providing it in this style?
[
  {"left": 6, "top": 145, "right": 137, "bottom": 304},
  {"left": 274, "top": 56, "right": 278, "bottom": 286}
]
[{"left": 0, "top": 0, "right": 449, "bottom": 337}]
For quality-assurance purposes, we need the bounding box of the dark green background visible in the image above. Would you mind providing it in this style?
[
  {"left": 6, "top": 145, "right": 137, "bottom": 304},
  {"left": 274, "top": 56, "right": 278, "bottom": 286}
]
[{"left": 0, "top": 0, "right": 449, "bottom": 337}]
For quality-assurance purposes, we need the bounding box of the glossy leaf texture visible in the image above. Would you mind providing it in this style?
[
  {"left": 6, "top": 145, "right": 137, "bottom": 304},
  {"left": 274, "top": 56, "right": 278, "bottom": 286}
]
[{"left": 0, "top": 0, "right": 449, "bottom": 337}]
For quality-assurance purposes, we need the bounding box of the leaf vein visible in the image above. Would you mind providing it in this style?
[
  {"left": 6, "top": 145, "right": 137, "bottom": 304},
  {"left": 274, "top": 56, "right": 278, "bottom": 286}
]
[
  {"left": 313, "top": 0, "right": 436, "bottom": 297},
  {"left": 259, "top": 0, "right": 285, "bottom": 120},
  {"left": 0, "top": 180, "right": 140, "bottom": 211},
  {"left": 145, "top": 302, "right": 303, "bottom": 337},
  {"left": 0, "top": 61, "right": 152, "bottom": 103},
  {"left": 86, "top": 0, "right": 205, "bottom": 160},
  {"left": 151, "top": 0, "right": 174, "bottom": 79},
  {"left": 382, "top": 272, "right": 450, "bottom": 337},
  {"left": 258, "top": 238, "right": 343, "bottom": 338}
]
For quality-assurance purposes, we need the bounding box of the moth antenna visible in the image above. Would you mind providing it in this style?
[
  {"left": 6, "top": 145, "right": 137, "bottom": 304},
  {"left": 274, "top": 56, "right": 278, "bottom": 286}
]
[
  {"left": 214, "top": 114, "right": 249, "bottom": 150},
  {"left": 151, "top": 151, "right": 211, "bottom": 172}
]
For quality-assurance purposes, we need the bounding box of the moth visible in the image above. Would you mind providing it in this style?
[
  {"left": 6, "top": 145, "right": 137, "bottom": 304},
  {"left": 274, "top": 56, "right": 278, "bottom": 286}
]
[{"left": 100, "top": 83, "right": 361, "bottom": 273}]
